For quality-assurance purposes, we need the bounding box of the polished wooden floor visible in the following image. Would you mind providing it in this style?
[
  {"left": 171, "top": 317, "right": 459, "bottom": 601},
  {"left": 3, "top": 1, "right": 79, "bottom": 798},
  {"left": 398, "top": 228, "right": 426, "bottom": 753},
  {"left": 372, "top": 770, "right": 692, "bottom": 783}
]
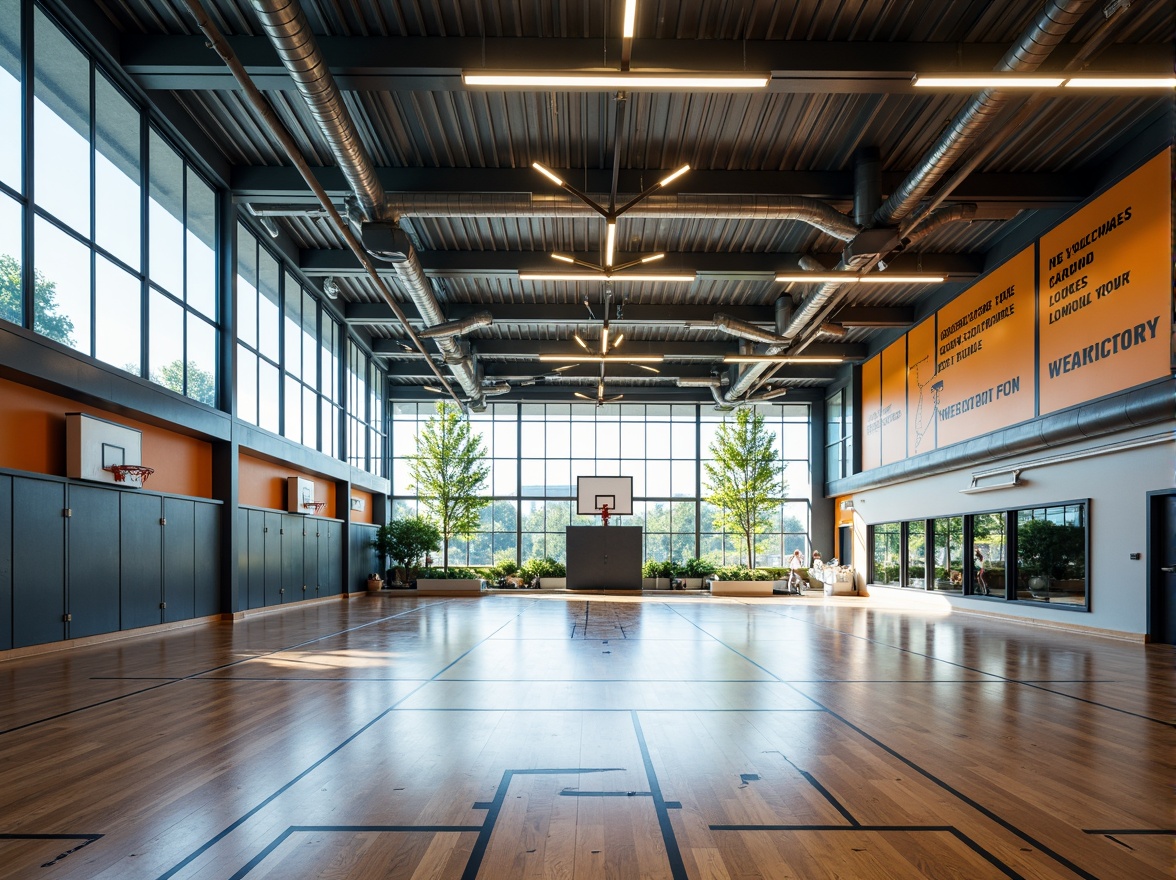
[{"left": 0, "top": 593, "right": 1171, "bottom": 880}]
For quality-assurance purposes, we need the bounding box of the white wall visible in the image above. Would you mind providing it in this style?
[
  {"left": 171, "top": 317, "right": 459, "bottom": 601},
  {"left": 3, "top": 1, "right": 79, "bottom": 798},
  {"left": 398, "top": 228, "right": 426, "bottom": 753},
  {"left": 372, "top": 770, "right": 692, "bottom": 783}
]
[{"left": 847, "top": 424, "right": 1173, "bottom": 635}]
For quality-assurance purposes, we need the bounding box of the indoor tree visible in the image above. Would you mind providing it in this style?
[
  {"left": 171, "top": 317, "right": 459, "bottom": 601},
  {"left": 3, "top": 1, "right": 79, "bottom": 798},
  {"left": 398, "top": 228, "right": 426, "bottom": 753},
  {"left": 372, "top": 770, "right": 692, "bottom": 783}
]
[
  {"left": 409, "top": 402, "right": 491, "bottom": 571},
  {"left": 373, "top": 515, "right": 441, "bottom": 584},
  {"left": 704, "top": 407, "right": 785, "bottom": 568}
]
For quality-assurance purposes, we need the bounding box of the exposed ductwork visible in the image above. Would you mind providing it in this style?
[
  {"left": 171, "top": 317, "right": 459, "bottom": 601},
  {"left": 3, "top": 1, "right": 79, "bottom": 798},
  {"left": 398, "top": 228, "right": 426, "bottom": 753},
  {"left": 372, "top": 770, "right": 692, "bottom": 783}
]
[
  {"left": 712, "top": 313, "right": 789, "bottom": 347},
  {"left": 875, "top": 0, "right": 1095, "bottom": 225},
  {"left": 417, "top": 311, "right": 494, "bottom": 340},
  {"left": 901, "top": 204, "right": 978, "bottom": 245},
  {"left": 250, "top": 0, "right": 487, "bottom": 409},
  {"left": 481, "top": 383, "right": 512, "bottom": 397}
]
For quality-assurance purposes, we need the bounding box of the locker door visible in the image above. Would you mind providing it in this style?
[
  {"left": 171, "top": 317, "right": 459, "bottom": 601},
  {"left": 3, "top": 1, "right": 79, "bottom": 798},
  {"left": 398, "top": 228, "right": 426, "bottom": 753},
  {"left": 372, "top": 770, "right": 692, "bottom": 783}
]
[
  {"left": 303, "top": 519, "right": 319, "bottom": 599},
  {"left": 264, "top": 511, "right": 282, "bottom": 606},
  {"left": 67, "top": 484, "right": 121, "bottom": 638},
  {"left": 281, "top": 515, "right": 304, "bottom": 603},
  {"left": 0, "top": 476, "right": 12, "bottom": 651},
  {"left": 163, "top": 498, "right": 196, "bottom": 623},
  {"left": 326, "top": 521, "right": 343, "bottom": 595},
  {"left": 120, "top": 493, "right": 163, "bottom": 631},
  {"left": 247, "top": 509, "right": 267, "bottom": 609},
  {"left": 317, "top": 526, "right": 330, "bottom": 597},
  {"left": 194, "top": 503, "right": 220, "bottom": 617},
  {"left": 12, "top": 477, "right": 66, "bottom": 647}
]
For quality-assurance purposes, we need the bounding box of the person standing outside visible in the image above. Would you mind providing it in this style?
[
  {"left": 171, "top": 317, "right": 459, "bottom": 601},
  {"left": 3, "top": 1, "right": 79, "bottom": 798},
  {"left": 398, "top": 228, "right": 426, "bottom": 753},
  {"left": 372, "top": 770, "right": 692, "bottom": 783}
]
[
  {"left": 975, "top": 549, "right": 988, "bottom": 595},
  {"left": 788, "top": 549, "right": 805, "bottom": 594}
]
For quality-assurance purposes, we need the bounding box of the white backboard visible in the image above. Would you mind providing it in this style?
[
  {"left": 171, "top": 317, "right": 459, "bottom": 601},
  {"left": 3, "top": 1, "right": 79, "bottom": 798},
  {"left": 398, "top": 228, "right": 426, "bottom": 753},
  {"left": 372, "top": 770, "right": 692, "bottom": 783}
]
[
  {"left": 576, "top": 476, "right": 633, "bottom": 516},
  {"left": 287, "top": 476, "right": 316, "bottom": 513},
  {"left": 65, "top": 413, "right": 145, "bottom": 487}
]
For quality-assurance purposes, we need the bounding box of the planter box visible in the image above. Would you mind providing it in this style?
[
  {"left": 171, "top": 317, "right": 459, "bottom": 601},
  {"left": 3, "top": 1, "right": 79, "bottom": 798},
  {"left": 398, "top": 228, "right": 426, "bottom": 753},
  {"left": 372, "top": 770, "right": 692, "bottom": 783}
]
[
  {"left": 416, "top": 578, "right": 486, "bottom": 596},
  {"left": 642, "top": 577, "right": 672, "bottom": 590},
  {"left": 538, "top": 577, "right": 567, "bottom": 589},
  {"left": 710, "top": 579, "right": 781, "bottom": 597}
]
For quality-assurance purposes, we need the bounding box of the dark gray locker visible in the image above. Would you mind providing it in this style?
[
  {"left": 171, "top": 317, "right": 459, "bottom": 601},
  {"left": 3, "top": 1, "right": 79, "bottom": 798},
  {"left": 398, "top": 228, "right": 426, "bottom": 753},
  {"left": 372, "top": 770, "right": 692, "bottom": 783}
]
[
  {"left": 67, "top": 484, "right": 121, "bottom": 638},
  {"left": 281, "top": 515, "right": 303, "bottom": 603},
  {"left": 120, "top": 492, "right": 163, "bottom": 631},
  {"left": 326, "top": 521, "right": 343, "bottom": 595},
  {"left": 264, "top": 511, "right": 282, "bottom": 606},
  {"left": 13, "top": 477, "right": 66, "bottom": 647},
  {"left": 246, "top": 509, "right": 266, "bottom": 609},
  {"left": 194, "top": 503, "right": 220, "bottom": 617},
  {"left": 316, "top": 527, "right": 330, "bottom": 597},
  {"left": 302, "top": 519, "right": 318, "bottom": 599},
  {"left": 163, "top": 498, "right": 196, "bottom": 623},
  {"left": 0, "top": 475, "right": 12, "bottom": 651}
]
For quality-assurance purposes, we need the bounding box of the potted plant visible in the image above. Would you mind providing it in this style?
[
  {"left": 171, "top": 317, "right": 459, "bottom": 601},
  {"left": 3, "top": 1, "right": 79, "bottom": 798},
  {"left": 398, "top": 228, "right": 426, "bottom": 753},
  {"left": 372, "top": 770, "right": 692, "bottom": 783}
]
[
  {"left": 710, "top": 564, "right": 780, "bottom": 596},
  {"left": 372, "top": 515, "right": 441, "bottom": 586},
  {"left": 365, "top": 572, "right": 384, "bottom": 592},
  {"left": 416, "top": 565, "right": 487, "bottom": 595},
  {"left": 679, "top": 557, "right": 717, "bottom": 589},
  {"left": 642, "top": 559, "right": 678, "bottom": 590},
  {"left": 520, "top": 557, "right": 566, "bottom": 588}
]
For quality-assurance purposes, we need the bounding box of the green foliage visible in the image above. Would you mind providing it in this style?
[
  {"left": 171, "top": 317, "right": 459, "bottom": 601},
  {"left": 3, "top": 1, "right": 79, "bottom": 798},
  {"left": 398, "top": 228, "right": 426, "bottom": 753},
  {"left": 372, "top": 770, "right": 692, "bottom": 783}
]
[
  {"left": 373, "top": 516, "right": 441, "bottom": 582},
  {"left": 0, "top": 253, "right": 75, "bottom": 346},
  {"left": 642, "top": 559, "right": 678, "bottom": 579},
  {"left": 410, "top": 402, "right": 491, "bottom": 570},
  {"left": 153, "top": 359, "right": 217, "bottom": 406},
  {"left": 490, "top": 553, "right": 519, "bottom": 577},
  {"left": 713, "top": 565, "right": 776, "bottom": 582},
  {"left": 703, "top": 408, "right": 785, "bottom": 568},
  {"left": 1017, "top": 519, "right": 1085, "bottom": 581},
  {"left": 418, "top": 566, "right": 483, "bottom": 580},
  {"left": 680, "top": 557, "right": 717, "bottom": 577},
  {"left": 519, "top": 557, "right": 565, "bottom": 582}
]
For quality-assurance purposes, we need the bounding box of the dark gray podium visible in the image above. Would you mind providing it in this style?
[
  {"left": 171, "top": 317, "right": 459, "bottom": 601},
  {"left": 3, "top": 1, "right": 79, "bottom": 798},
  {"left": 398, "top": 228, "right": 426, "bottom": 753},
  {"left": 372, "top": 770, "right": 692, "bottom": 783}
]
[{"left": 565, "top": 526, "right": 643, "bottom": 590}]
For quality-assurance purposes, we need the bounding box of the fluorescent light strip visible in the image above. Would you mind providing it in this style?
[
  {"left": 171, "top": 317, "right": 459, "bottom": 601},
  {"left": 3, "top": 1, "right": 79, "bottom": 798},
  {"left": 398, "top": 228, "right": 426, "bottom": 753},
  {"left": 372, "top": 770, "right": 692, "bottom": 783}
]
[
  {"left": 605, "top": 221, "right": 616, "bottom": 267},
  {"left": 531, "top": 161, "right": 564, "bottom": 186},
  {"left": 774, "top": 273, "right": 945, "bottom": 284},
  {"left": 519, "top": 272, "right": 696, "bottom": 282},
  {"left": 539, "top": 355, "right": 664, "bottom": 363},
  {"left": 723, "top": 355, "right": 845, "bottom": 364},
  {"left": 1063, "top": 76, "right": 1176, "bottom": 89},
  {"left": 464, "top": 72, "right": 769, "bottom": 89},
  {"left": 657, "top": 164, "right": 690, "bottom": 187},
  {"left": 622, "top": 0, "right": 636, "bottom": 38},
  {"left": 551, "top": 252, "right": 576, "bottom": 263},
  {"left": 914, "top": 74, "right": 1174, "bottom": 90}
]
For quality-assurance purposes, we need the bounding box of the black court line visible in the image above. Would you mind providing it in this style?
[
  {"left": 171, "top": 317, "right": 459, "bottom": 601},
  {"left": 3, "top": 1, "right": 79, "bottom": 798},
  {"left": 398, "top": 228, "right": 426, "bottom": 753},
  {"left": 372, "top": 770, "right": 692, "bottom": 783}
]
[
  {"left": 743, "top": 601, "right": 1173, "bottom": 727},
  {"left": 0, "top": 833, "right": 102, "bottom": 869},
  {"left": 557, "top": 789, "right": 683, "bottom": 808},
  {"left": 228, "top": 825, "right": 484, "bottom": 879},
  {"left": 670, "top": 607, "right": 1105, "bottom": 880},
  {"left": 707, "top": 824, "right": 1023, "bottom": 879},
  {"left": 764, "top": 750, "right": 859, "bottom": 826},
  {"left": 0, "top": 601, "right": 454, "bottom": 738},
  {"left": 631, "top": 711, "right": 689, "bottom": 880},
  {"left": 1083, "top": 828, "right": 1176, "bottom": 834},
  {"left": 459, "top": 768, "right": 623, "bottom": 880},
  {"left": 155, "top": 606, "right": 534, "bottom": 880}
]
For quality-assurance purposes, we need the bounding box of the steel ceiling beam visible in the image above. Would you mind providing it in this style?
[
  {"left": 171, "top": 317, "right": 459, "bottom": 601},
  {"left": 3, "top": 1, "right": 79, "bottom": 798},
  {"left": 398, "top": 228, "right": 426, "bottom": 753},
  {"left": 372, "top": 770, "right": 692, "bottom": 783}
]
[
  {"left": 122, "top": 35, "right": 1168, "bottom": 92},
  {"left": 308, "top": 249, "right": 982, "bottom": 280},
  {"left": 370, "top": 339, "right": 865, "bottom": 359},
  {"left": 234, "top": 165, "right": 1087, "bottom": 207}
]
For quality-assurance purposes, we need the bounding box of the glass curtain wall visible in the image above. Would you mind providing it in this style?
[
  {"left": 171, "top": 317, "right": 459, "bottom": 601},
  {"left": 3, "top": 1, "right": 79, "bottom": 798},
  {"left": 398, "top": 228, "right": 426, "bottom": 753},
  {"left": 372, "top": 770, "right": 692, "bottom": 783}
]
[
  {"left": 391, "top": 402, "right": 813, "bottom": 567},
  {"left": 0, "top": 2, "right": 217, "bottom": 405}
]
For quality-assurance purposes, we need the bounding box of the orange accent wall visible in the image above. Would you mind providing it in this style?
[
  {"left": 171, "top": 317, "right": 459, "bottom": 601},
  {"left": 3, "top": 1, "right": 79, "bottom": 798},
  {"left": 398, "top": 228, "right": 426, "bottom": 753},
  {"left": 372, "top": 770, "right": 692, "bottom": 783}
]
[
  {"left": 238, "top": 452, "right": 336, "bottom": 516},
  {"left": 0, "top": 377, "right": 212, "bottom": 497},
  {"left": 350, "top": 489, "right": 374, "bottom": 524}
]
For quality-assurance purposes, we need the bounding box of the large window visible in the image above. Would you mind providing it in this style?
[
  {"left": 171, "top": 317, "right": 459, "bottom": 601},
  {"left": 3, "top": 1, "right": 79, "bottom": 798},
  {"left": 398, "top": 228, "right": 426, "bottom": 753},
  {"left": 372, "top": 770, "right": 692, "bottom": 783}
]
[
  {"left": 869, "top": 502, "right": 1088, "bottom": 609},
  {"left": 0, "top": 4, "right": 217, "bottom": 405},
  {"left": 825, "top": 386, "right": 852, "bottom": 481},
  {"left": 391, "top": 402, "right": 813, "bottom": 567}
]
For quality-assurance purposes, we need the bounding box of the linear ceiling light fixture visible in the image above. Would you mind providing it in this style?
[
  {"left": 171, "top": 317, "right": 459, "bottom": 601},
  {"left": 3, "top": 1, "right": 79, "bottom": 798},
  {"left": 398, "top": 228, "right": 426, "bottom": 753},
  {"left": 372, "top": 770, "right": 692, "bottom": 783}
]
[
  {"left": 913, "top": 74, "right": 1174, "bottom": 89},
  {"left": 774, "top": 272, "right": 946, "bottom": 284},
  {"left": 539, "top": 355, "right": 664, "bottom": 363},
  {"left": 464, "top": 72, "right": 769, "bottom": 90}
]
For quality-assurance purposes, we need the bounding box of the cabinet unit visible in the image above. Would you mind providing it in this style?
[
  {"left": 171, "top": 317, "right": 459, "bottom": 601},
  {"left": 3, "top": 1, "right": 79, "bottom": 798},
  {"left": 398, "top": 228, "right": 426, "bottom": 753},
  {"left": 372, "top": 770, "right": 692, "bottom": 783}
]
[
  {"left": 327, "top": 521, "right": 343, "bottom": 595},
  {"left": 194, "top": 503, "right": 219, "bottom": 617},
  {"left": 302, "top": 519, "right": 319, "bottom": 598},
  {"left": 163, "top": 498, "right": 196, "bottom": 623},
  {"left": 0, "top": 476, "right": 12, "bottom": 651},
  {"left": 12, "top": 477, "right": 66, "bottom": 647},
  {"left": 281, "top": 514, "right": 304, "bottom": 603},
  {"left": 68, "top": 484, "right": 121, "bottom": 638},
  {"left": 120, "top": 493, "right": 163, "bottom": 630},
  {"left": 263, "top": 511, "right": 283, "bottom": 606}
]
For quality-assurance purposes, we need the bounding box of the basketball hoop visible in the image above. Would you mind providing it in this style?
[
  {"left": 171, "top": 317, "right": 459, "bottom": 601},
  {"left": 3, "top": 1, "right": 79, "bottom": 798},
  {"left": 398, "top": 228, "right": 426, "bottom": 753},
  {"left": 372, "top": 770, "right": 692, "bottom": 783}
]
[
  {"left": 303, "top": 501, "right": 326, "bottom": 515},
  {"left": 105, "top": 464, "right": 154, "bottom": 486}
]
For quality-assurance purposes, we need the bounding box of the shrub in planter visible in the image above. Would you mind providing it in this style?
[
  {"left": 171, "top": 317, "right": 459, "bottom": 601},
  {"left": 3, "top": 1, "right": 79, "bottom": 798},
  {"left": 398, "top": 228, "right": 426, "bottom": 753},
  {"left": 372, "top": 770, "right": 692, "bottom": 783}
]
[
  {"left": 519, "top": 557, "right": 566, "bottom": 585},
  {"left": 680, "top": 557, "right": 717, "bottom": 578},
  {"left": 641, "top": 559, "right": 679, "bottom": 579},
  {"left": 373, "top": 516, "right": 441, "bottom": 584},
  {"left": 418, "top": 566, "right": 483, "bottom": 580},
  {"left": 714, "top": 565, "right": 777, "bottom": 582}
]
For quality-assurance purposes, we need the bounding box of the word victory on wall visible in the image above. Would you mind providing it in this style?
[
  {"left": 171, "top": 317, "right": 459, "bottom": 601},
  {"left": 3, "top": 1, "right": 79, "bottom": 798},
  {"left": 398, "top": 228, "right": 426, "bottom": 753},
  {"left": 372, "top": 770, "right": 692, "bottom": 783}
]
[{"left": 862, "top": 148, "right": 1170, "bottom": 470}]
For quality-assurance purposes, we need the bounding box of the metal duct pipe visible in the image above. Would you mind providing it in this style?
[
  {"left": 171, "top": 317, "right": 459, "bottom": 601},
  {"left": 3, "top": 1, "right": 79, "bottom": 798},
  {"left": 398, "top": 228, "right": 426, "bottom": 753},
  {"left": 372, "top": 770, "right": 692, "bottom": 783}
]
[
  {"left": 743, "top": 387, "right": 790, "bottom": 403},
  {"left": 675, "top": 376, "right": 733, "bottom": 410},
  {"left": 901, "top": 204, "right": 978, "bottom": 244},
  {"left": 250, "top": 0, "right": 485, "bottom": 409},
  {"left": 416, "top": 311, "right": 494, "bottom": 340},
  {"left": 876, "top": 0, "right": 1094, "bottom": 225},
  {"left": 713, "top": 313, "right": 788, "bottom": 346},
  {"left": 386, "top": 193, "right": 859, "bottom": 240},
  {"left": 250, "top": 0, "right": 384, "bottom": 218},
  {"left": 481, "top": 383, "right": 512, "bottom": 397}
]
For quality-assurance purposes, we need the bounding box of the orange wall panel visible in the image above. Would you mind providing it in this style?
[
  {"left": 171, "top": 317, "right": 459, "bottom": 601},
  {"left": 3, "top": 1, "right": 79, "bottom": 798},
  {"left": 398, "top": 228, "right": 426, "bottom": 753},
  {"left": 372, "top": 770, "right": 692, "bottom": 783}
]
[
  {"left": 350, "top": 489, "right": 374, "bottom": 525},
  {"left": 860, "top": 356, "right": 882, "bottom": 471},
  {"left": 238, "top": 452, "right": 336, "bottom": 516},
  {"left": 905, "top": 318, "right": 938, "bottom": 457},
  {"left": 0, "top": 377, "right": 211, "bottom": 497},
  {"left": 879, "top": 337, "right": 907, "bottom": 466}
]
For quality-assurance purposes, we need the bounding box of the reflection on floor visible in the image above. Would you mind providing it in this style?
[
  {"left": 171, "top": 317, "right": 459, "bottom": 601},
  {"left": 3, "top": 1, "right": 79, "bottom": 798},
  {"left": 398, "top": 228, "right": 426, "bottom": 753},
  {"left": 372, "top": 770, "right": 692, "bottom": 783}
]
[{"left": 0, "top": 593, "right": 1171, "bottom": 879}]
